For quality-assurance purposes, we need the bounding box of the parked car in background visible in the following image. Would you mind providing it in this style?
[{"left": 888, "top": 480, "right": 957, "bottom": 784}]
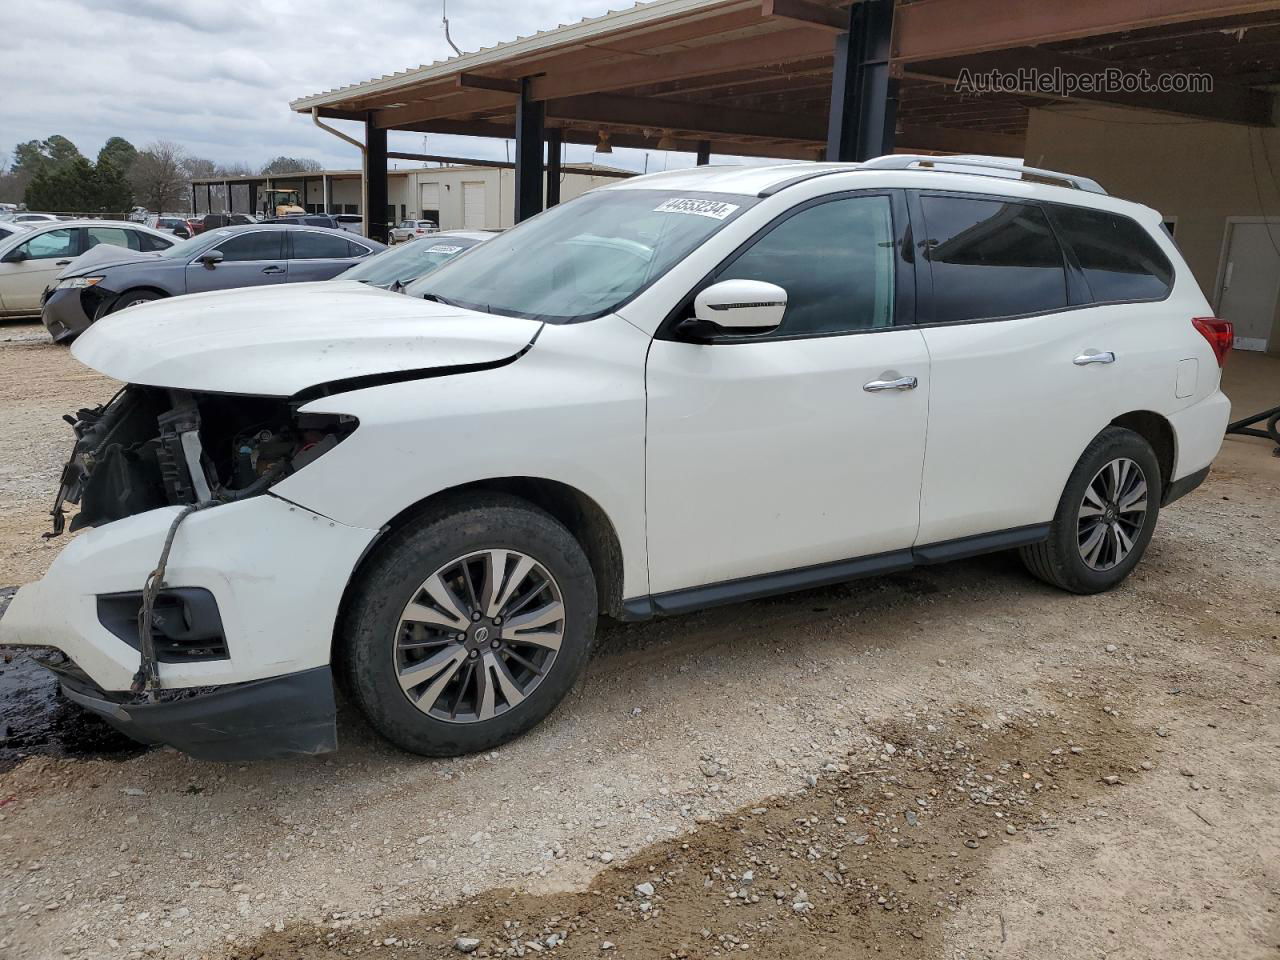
[
  {"left": 146, "top": 215, "right": 194, "bottom": 240},
  {"left": 332, "top": 213, "right": 364, "bottom": 236},
  {"left": 2, "top": 212, "right": 61, "bottom": 225},
  {"left": 262, "top": 213, "right": 343, "bottom": 230},
  {"left": 186, "top": 218, "right": 205, "bottom": 236},
  {"left": 40, "top": 223, "right": 384, "bottom": 341},
  {"left": 389, "top": 219, "right": 439, "bottom": 244},
  {"left": 0, "top": 220, "right": 173, "bottom": 319},
  {"left": 336, "top": 231, "right": 489, "bottom": 290},
  {"left": 200, "top": 212, "right": 257, "bottom": 231},
  {"left": 0, "top": 220, "right": 31, "bottom": 243}
]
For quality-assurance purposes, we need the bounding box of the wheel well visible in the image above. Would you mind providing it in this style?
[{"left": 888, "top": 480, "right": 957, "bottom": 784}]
[
  {"left": 345, "top": 478, "right": 626, "bottom": 620},
  {"left": 1111, "top": 411, "right": 1175, "bottom": 493},
  {"left": 105, "top": 287, "right": 168, "bottom": 315}
]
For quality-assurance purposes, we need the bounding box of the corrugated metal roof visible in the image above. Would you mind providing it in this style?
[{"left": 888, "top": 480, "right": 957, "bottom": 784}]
[{"left": 289, "top": 0, "right": 739, "bottom": 111}]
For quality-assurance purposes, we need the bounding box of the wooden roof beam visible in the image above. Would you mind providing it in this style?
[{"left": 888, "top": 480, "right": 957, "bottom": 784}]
[
  {"left": 761, "top": 0, "right": 848, "bottom": 32},
  {"left": 894, "top": 0, "right": 1280, "bottom": 62},
  {"left": 544, "top": 92, "right": 828, "bottom": 142},
  {"left": 528, "top": 27, "right": 836, "bottom": 100},
  {"left": 907, "top": 47, "right": 1274, "bottom": 125}
]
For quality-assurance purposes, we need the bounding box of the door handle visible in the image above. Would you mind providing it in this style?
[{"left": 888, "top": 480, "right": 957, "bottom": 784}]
[
  {"left": 55, "top": 260, "right": 71, "bottom": 266},
  {"left": 863, "top": 375, "right": 918, "bottom": 392},
  {"left": 1073, "top": 351, "right": 1116, "bottom": 365},
  {"left": 261, "top": 265, "right": 284, "bottom": 274}
]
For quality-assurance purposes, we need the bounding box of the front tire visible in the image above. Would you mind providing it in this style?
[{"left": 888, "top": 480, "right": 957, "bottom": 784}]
[
  {"left": 104, "top": 290, "right": 162, "bottom": 317},
  {"left": 338, "top": 495, "right": 597, "bottom": 757},
  {"left": 1020, "top": 426, "right": 1161, "bottom": 594}
]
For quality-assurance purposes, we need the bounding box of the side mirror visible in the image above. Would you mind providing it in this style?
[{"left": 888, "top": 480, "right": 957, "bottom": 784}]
[
  {"left": 2, "top": 247, "right": 27, "bottom": 263},
  {"left": 199, "top": 250, "right": 224, "bottom": 268},
  {"left": 682, "top": 279, "right": 787, "bottom": 338}
]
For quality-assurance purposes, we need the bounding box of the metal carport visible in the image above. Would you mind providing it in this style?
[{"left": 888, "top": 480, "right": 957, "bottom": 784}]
[{"left": 291, "top": 0, "right": 1280, "bottom": 242}]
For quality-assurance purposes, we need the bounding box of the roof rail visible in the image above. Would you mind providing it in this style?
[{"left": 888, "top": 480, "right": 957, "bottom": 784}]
[{"left": 859, "top": 154, "right": 1107, "bottom": 195}]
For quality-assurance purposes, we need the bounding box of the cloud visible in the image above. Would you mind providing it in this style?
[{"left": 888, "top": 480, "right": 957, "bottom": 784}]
[{"left": 0, "top": 0, "right": 761, "bottom": 176}]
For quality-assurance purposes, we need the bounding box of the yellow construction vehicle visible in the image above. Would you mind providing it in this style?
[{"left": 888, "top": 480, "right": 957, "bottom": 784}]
[{"left": 260, "top": 188, "right": 306, "bottom": 218}]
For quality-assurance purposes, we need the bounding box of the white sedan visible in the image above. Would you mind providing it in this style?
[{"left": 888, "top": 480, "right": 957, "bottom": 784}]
[{"left": 0, "top": 220, "right": 174, "bottom": 318}]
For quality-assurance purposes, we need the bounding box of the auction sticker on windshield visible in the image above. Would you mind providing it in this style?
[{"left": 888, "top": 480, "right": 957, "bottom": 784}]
[
  {"left": 653, "top": 198, "right": 740, "bottom": 220},
  {"left": 426, "top": 245, "right": 463, "bottom": 254}
]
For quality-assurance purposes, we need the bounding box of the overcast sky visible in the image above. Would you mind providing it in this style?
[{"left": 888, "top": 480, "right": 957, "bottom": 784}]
[{"left": 0, "top": 0, "right": 744, "bottom": 176}]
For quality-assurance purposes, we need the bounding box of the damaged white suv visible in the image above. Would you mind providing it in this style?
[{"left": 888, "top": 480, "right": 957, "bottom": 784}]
[{"left": 1, "top": 156, "right": 1232, "bottom": 760}]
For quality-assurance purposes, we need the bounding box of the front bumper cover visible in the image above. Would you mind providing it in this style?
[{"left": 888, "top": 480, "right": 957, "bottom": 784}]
[{"left": 43, "top": 658, "right": 337, "bottom": 760}]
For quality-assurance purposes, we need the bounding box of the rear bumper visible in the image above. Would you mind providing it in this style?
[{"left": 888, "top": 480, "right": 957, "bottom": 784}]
[
  {"left": 1169, "top": 389, "right": 1231, "bottom": 481},
  {"left": 44, "top": 658, "right": 337, "bottom": 760}
]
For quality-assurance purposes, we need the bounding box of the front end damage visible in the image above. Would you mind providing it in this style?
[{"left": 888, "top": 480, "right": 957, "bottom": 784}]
[{"left": 2, "top": 387, "right": 380, "bottom": 761}]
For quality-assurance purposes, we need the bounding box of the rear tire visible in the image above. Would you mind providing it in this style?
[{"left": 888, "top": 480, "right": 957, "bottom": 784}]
[
  {"left": 1020, "top": 426, "right": 1161, "bottom": 594},
  {"left": 338, "top": 494, "right": 597, "bottom": 757}
]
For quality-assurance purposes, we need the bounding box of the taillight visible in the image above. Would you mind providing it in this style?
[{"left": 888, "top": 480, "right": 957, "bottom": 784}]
[{"left": 1191, "top": 317, "right": 1232, "bottom": 367}]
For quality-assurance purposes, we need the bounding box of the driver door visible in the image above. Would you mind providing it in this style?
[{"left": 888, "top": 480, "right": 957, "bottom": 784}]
[
  {"left": 186, "top": 230, "right": 287, "bottom": 294},
  {"left": 645, "top": 192, "right": 930, "bottom": 597}
]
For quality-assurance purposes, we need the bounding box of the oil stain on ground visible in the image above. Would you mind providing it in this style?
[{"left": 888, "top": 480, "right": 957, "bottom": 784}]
[{"left": 233, "top": 688, "right": 1150, "bottom": 960}]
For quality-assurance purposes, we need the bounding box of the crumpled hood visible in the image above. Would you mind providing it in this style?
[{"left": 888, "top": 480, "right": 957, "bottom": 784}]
[
  {"left": 57, "top": 242, "right": 161, "bottom": 278},
  {"left": 71, "top": 281, "right": 542, "bottom": 396}
]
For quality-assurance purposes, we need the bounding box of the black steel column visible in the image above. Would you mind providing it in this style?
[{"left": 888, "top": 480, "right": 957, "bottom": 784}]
[
  {"left": 190, "top": 184, "right": 196, "bottom": 214},
  {"left": 249, "top": 182, "right": 258, "bottom": 218},
  {"left": 206, "top": 184, "right": 212, "bottom": 214},
  {"left": 545, "top": 130, "right": 562, "bottom": 208},
  {"left": 514, "top": 78, "right": 545, "bottom": 222},
  {"left": 826, "top": 0, "right": 898, "bottom": 162},
  {"left": 364, "top": 114, "right": 389, "bottom": 243},
  {"left": 696, "top": 141, "right": 711, "bottom": 166}
]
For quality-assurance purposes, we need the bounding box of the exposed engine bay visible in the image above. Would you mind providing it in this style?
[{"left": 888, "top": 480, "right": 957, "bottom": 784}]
[{"left": 47, "top": 385, "right": 357, "bottom": 536}]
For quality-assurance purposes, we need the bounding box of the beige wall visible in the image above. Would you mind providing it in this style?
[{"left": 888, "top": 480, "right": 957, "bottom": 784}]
[
  {"left": 1025, "top": 105, "right": 1280, "bottom": 351},
  {"left": 399, "top": 166, "right": 623, "bottom": 230}
]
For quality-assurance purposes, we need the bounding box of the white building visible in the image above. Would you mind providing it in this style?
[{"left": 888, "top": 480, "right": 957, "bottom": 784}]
[{"left": 190, "top": 162, "right": 631, "bottom": 232}]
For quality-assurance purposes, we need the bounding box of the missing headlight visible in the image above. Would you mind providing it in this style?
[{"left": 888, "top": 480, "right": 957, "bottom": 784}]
[{"left": 47, "top": 386, "right": 357, "bottom": 535}]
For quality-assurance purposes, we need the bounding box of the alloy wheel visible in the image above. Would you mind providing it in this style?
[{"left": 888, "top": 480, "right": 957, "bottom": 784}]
[
  {"left": 1077, "top": 457, "right": 1148, "bottom": 571},
  {"left": 394, "top": 549, "right": 565, "bottom": 723}
]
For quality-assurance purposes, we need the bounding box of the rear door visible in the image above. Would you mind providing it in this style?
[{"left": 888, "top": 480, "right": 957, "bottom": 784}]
[
  {"left": 185, "top": 230, "right": 287, "bottom": 293},
  {"left": 0, "top": 227, "right": 81, "bottom": 315},
  {"left": 286, "top": 229, "right": 363, "bottom": 282},
  {"left": 911, "top": 192, "right": 1174, "bottom": 546}
]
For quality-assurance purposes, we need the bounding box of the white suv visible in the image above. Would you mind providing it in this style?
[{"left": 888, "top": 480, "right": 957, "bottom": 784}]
[{"left": 1, "top": 156, "right": 1232, "bottom": 761}]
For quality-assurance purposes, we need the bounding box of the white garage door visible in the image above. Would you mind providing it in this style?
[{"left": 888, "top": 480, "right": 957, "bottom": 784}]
[
  {"left": 462, "top": 181, "right": 485, "bottom": 229},
  {"left": 419, "top": 183, "right": 440, "bottom": 220}
]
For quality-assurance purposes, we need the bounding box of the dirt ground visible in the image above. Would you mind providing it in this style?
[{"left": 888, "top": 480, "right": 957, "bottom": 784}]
[{"left": 0, "top": 323, "right": 1277, "bottom": 960}]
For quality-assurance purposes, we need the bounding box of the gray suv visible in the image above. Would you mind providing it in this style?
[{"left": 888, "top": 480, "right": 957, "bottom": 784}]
[{"left": 41, "top": 224, "right": 384, "bottom": 341}]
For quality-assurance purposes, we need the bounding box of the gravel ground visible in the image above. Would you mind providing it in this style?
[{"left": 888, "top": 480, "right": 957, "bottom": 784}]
[{"left": 0, "top": 328, "right": 1277, "bottom": 960}]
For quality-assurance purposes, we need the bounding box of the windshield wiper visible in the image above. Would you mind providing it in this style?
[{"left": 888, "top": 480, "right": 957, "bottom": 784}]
[{"left": 421, "top": 292, "right": 457, "bottom": 306}]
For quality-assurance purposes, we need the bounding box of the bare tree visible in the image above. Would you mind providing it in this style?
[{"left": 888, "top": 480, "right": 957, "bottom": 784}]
[{"left": 129, "top": 140, "right": 187, "bottom": 213}]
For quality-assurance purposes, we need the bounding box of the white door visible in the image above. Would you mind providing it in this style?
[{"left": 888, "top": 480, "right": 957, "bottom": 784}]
[
  {"left": 646, "top": 194, "right": 929, "bottom": 593},
  {"left": 913, "top": 194, "right": 1179, "bottom": 545},
  {"left": 1216, "top": 221, "right": 1280, "bottom": 351},
  {"left": 462, "top": 181, "right": 485, "bottom": 229},
  {"left": 0, "top": 227, "right": 81, "bottom": 315},
  {"left": 420, "top": 183, "right": 440, "bottom": 221}
]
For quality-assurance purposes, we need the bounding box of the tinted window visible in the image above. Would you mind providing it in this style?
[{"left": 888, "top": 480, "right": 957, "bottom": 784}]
[
  {"left": 922, "top": 196, "right": 1067, "bottom": 322},
  {"left": 713, "top": 195, "right": 895, "bottom": 337},
  {"left": 303, "top": 217, "right": 333, "bottom": 227},
  {"left": 212, "top": 232, "right": 282, "bottom": 261},
  {"left": 18, "top": 228, "right": 77, "bottom": 260},
  {"left": 291, "top": 231, "right": 354, "bottom": 260},
  {"left": 138, "top": 232, "right": 172, "bottom": 252},
  {"left": 1048, "top": 205, "right": 1173, "bottom": 302},
  {"left": 346, "top": 239, "right": 373, "bottom": 258}
]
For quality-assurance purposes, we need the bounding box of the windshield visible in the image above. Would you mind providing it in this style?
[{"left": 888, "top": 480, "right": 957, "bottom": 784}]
[
  {"left": 339, "top": 235, "right": 482, "bottom": 287},
  {"left": 404, "top": 189, "right": 756, "bottom": 322}
]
